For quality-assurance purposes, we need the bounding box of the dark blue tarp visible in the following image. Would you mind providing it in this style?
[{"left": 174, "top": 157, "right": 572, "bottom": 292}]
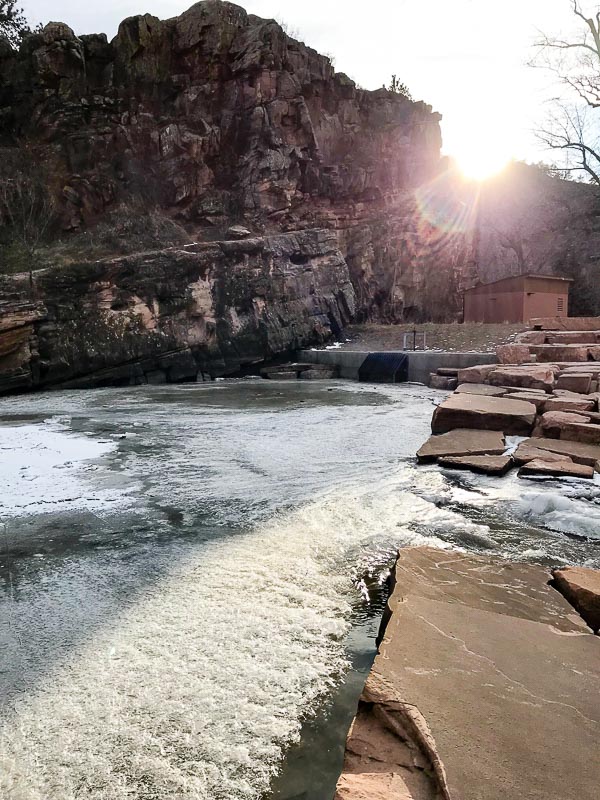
[{"left": 358, "top": 352, "right": 409, "bottom": 383}]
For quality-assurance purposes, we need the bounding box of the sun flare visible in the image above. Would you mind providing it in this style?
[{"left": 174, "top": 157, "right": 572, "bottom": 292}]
[{"left": 452, "top": 142, "right": 512, "bottom": 181}]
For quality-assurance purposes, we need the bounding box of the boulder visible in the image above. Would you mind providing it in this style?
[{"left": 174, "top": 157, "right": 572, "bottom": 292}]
[
  {"left": 456, "top": 364, "right": 496, "bottom": 384},
  {"left": 416, "top": 428, "right": 506, "bottom": 463},
  {"left": 556, "top": 373, "right": 593, "bottom": 394},
  {"left": 552, "top": 566, "right": 600, "bottom": 633},
  {"left": 496, "top": 344, "right": 532, "bottom": 364},
  {"left": 512, "top": 441, "right": 574, "bottom": 466},
  {"left": 456, "top": 383, "right": 507, "bottom": 397},
  {"left": 432, "top": 394, "right": 536, "bottom": 436},
  {"left": 543, "top": 396, "right": 596, "bottom": 414},
  {"left": 429, "top": 374, "right": 458, "bottom": 390},
  {"left": 436, "top": 367, "right": 460, "bottom": 377},
  {"left": 532, "top": 410, "right": 592, "bottom": 439},
  {"left": 519, "top": 459, "right": 594, "bottom": 479},
  {"left": 438, "top": 454, "right": 513, "bottom": 476},
  {"left": 487, "top": 365, "right": 556, "bottom": 392}
]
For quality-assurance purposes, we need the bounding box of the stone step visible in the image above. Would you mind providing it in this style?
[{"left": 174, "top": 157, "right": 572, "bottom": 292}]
[
  {"left": 432, "top": 393, "right": 536, "bottom": 436},
  {"left": 416, "top": 429, "right": 506, "bottom": 463}
]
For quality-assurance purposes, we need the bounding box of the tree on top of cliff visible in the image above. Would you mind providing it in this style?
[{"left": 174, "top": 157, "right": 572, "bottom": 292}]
[
  {"left": 0, "top": 0, "right": 30, "bottom": 48},
  {"left": 385, "top": 75, "right": 413, "bottom": 101},
  {"left": 532, "top": 1, "right": 600, "bottom": 183}
]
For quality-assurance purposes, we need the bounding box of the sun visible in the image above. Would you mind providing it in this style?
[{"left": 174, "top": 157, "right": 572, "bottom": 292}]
[{"left": 452, "top": 139, "right": 513, "bottom": 181}]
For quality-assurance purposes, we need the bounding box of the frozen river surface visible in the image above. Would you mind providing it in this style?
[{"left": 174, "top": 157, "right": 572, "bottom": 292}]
[{"left": 0, "top": 380, "right": 598, "bottom": 800}]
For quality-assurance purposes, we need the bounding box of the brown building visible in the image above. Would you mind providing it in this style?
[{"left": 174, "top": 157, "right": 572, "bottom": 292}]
[{"left": 463, "top": 274, "right": 572, "bottom": 324}]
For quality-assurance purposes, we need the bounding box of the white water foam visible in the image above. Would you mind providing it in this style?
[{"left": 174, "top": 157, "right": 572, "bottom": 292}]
[{"left": 0, "top": 470, "right": 472, "bottom": 800}]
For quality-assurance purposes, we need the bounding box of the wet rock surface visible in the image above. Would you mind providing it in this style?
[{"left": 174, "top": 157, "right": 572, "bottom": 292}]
[
  {"left": 552, "top": 566, "right": 600, "bottom": 633},
  {"left": 336, "top": 546, "right": 600, "bottom": 800},
  {"left": 416, "top": 429, "right": 506, "bottom": 463},
  {"left": 431, "top": 393, "right": 536, "bottom": 436}
]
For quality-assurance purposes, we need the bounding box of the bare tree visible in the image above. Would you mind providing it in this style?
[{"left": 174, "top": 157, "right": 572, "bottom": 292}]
[
  {"left": 533, "top": 2, "right": 600, "bottom": 181},
  {"left": 0, "top": 146, "right": 56, "bottom": 273}
]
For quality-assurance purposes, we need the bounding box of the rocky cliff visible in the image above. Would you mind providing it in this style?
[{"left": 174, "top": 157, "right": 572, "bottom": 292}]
[
  {"left": 0, "top": 0, "right": 459, "bottom": 391},
  {"left": 1, "top": 1, "right": 599, "bottom": 393},
  {"left": 0, "top": 229, "right": 355, "bottom": 391}
]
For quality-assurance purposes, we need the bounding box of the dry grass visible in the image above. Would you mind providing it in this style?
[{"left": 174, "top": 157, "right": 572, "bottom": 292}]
[{"left": 339, "top": 323, "right": 527, "bottom": 353}]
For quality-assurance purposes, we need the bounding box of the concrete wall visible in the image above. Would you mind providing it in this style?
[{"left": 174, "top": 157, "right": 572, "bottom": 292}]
[{"left": 298, "top": 350, "right": 497, "bottom": 384}]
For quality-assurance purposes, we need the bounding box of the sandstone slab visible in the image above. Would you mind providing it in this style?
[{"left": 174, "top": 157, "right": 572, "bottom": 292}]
[
  {"left": 543, "top": 396, "right": 596, "bottom": 414},
  {"left": 512, "top": 442, "right": 573, "bottom": 466},
  {"left": 487, "top": 365, "right": 556, "bottom": 392},
  {"left": 556, "top": 373, "right": 593, "bottom": 393},
  {"left": 456, "top": 364, "right": 496, "bottom": 384},
  {"left": 337, "top": 547, "right": 600, "bottom": 800},
  {"left": 518, "top": 458, "right": 594, "bottom": 480},
  {"left": 523, "top": 437, "right": 600, "bottom": 469},
  {"left": 504, "top": 392, "right": 547, "bottom": 411},
  {"left": 429, "top": 374, "right": 458, "bottom": 390},
  {"left": 546, "top": 331, "right": 600, "bottom": 344},
  {"left": 455, "top": 383, "right": 506, "bottom": 397},
  {"left": 416, "top": 429, "right": 506, "bottom": 463},
  {"left": 552, "top": 566, "right": 600, "bottom": 633},
  {"left": 438, "top": 454, "right": 513, "bottom": 476},
  {"left": 532, "top": 410, "right": 592, "bottom": 438},
  {"left": 495, "top": 344, "right": 531, "bottom": 364},
  {"left": 432, "top": 393, "right": 536, "bottom": 436},
  {"left": 530, "top": 344, "right": 590, "bottom": 362},
  {"left": 530, "top": 316, "right": 600, "bottom": 331}
]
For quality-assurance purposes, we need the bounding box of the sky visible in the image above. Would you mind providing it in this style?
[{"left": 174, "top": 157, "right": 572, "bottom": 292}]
[{"left": 21, "top": 0, "right": 588, "bottom": 173}]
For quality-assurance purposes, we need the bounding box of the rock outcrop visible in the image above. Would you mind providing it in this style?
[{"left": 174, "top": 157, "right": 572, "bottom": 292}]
[{"left": 0, "top": 229, "right": 354, "bottom": 391}]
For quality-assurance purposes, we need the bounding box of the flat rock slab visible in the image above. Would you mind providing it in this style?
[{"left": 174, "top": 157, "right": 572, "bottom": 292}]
[
  {"left": 512, "top": 442, "right": 573, "bottom": 466},
  {"left": 504, "top": 391, "right": 547, "bottom": 411},
  {"left": 523, "top": 436, "right": 600, "bottom": 469},
  {"left": 416, "top": 429, "right": 506, "bottom": 463},
  {"left": 530, "top": 344, "right": 591, "bottom": 362},
  {"left": 530, "top": 316, "right": 600, "bottom": 331},
  {"left": 356, "top": 547, "right": 600, "bottom": 800},
  {"left": 518, "top": 458, "right": 594, "bottom": 480},
  {"left": 543, "top": 396, "right": 596, "bottom": 413},
  {"left": 438, "top": 454, "right": 513, "bottom": 476},
  {"left": 488, "top": 365, "right": 557, "bottom": 392},
  {"left": 432, "top": 393, "right": 536, "bottom": 435},
  {"left": 552, "top": 566, "right": 600, "bottom": 633},
  {"left": 556, "top": 373, "right": 593, "bottom": 393},
  {"left": 455, "top": 383, "right": 506, "bottom": 397}
]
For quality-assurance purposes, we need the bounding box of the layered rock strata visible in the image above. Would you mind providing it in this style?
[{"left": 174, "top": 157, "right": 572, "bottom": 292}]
[
  {"left": 0, "top": 229, "right": 354, "bottom": 391},
  {"left": 335, "top": 547, "right": 600, "bottom": 800}
]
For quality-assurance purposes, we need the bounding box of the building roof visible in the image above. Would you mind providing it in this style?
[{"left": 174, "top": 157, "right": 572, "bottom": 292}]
[{"left": 466, "top": 274, "right": 573, "bottom": 292}]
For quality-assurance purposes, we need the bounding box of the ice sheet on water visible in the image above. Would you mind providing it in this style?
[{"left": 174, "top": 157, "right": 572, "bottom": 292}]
[{"left": 0, "top": 422, "right": 131, "bottom": 516}]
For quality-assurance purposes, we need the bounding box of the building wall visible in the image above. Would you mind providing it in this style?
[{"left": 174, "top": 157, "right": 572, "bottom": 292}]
[
  {"left": 464, "top": 289, "right": 525, "bottom": 324},
  {"left": 464, "top": 276, "right": 570, "bottom": 324},
  {"left": 523, "top": 277, "right": 569, "bottom": 321}
]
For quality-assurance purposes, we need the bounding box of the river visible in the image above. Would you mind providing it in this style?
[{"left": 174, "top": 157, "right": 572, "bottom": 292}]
[{"left": 0, "top": 379, "right": 598, "bottom": 800}]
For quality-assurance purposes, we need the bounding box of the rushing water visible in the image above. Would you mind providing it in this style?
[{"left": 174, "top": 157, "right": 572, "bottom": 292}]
[{"left": 0, "top": 380, "right": 599, "bottom": 800}]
